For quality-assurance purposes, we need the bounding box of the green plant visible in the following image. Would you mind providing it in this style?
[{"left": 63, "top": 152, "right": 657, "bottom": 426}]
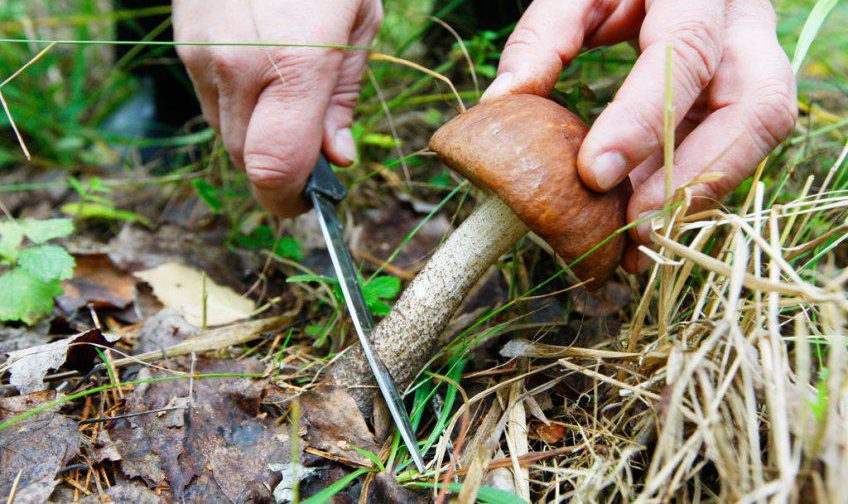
[
  {"left": 0, "top": 217, "right": 75, "bottom": 323},
  {"left": 287, "top": 273, "right": 401, "bottom": 317},
  {"left": 60, "top": 175, "right": 152, "bottom": 226},
  {"left": 236, "top": 224, "right": 303, "bottom": 262}
]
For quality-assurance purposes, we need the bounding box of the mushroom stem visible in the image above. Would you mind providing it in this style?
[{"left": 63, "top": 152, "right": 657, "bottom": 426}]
[{"left": 329, "top": 195, "right": 528, "bottom": 407}]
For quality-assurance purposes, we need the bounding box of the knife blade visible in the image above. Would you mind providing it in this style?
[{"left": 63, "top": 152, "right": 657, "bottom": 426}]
[{"left": 304, "top": 155, "right": 426, "bottom": 473}]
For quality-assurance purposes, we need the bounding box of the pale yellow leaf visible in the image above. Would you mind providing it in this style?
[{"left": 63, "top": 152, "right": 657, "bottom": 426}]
[{"left": 134, "top": 262, "right": 255, "bottom": 326}]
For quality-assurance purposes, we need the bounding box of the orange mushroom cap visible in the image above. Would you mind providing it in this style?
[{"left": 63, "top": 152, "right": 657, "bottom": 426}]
[{"left": 429, "top": 94, "right": 630, "bottom": 288}]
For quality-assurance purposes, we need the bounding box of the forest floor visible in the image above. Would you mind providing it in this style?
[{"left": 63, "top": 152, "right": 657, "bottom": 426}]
[{"left": 0, "top": 1, "right": 847, "bottom": 502}]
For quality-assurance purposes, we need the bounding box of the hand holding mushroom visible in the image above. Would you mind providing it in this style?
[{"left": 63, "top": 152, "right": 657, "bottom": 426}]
[
  {"left": 331, "top": 94, "right": 629, "bottom": 405},
  {"left": 484, "top": 0, "right": 797, "bottom": 272}
]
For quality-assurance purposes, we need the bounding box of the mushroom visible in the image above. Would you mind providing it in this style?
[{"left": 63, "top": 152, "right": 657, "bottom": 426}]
[{"left": 330, "top": 94, "right": 630, "bottom": 408}]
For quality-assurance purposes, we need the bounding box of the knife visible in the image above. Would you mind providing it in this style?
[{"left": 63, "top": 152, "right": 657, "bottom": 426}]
[{"left": 304, "top": 154, "right": 426, "bottom": 473}]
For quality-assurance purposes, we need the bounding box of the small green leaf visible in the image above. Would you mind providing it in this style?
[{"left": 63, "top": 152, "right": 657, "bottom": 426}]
[
  {"left": 286, "top": 274, "right": 336, "bottom": 284},
  {"left": 192, "top": 178, "right": 224, "bottom": 212},
  {"left": 345, "top": 444, "right": 386, "bottom": 472},
  {"left": 19, "top": 218, "right": 74, "bottom": 244},
  {"left": 61, "top": 202, "right": 152, "bottom": 227},
  {"left": 273, "top": 236, "right": 303, "bottom": 261},
  {"left": 18, "top": 245, "right": 75, "bottom": 282},
  {"left": 811, "top": 368, "right": 830, "bottom": 424},
  {"left": 365, "top": 275, "right": 401, "bottom": 299},
  {"left": 428, "top": 169, "right": 453, "bottom": 188},
  {"left": 361, "top": 276, "right": 400, "bottom": 316},
  {"left": 305, "top": 324, "right": 325, "bottom": 337},
  {"left": 237, "top": 227, "right": 303, "bottom": 261},
  {"left": 366, "top": 298, "right": 393, "bottom": 317},
  {"left": 361, "top": 133, "right": 400, "bottom": 149},
  {"left": 0, "top": 269, "right": 63, "bottom": 324},
  {"left": 68, "top": 176, "right": 86, "bottom": 196},
  {"left": 237, "top": 225, "right": 274, "bottom": 249},
  {"left": 88, "top": 177, "right": 112, "bottom": 194},
  {"left": 0, "top": 222, "right": 24, "bottom": 262}
]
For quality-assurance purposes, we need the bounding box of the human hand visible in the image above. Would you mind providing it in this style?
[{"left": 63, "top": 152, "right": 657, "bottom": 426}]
[
  {"left": 173, "top": 0, "right": 382, "bottom": 217},
  {"left": 482, "top": 0, "right": 797, "bottom": 272}
]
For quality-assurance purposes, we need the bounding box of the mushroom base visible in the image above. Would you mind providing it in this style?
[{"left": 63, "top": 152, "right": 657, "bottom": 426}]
[{"left": 328, "top": 195, "right": 529, "bottom": 410}]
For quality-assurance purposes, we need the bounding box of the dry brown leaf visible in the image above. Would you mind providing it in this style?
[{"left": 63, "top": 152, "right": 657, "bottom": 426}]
[
  {"left": 532, "top": 423, "right": 565, "bottom": 444},
  {"left": 57, "top": 253, "right": 137, "bottom": 312},
  {"left": 300, "top": 384, "right": 380, "bottom": 466},
  {"left": 134, "top": 262, "right": 255, "bottom": 326},
  {"left": 4, "top": 329, "right": 119, "bottom": 394},
  {"left": 0, "top": 391, "right": 81, "bottom": 502},
  {"left": 107, "top": 358, "right": 290, "bottom": 502}
]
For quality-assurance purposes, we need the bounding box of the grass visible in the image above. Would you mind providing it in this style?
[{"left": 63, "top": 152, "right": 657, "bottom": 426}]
[{"left": 0, "top": 0, "right": 847, "bottom": 502}]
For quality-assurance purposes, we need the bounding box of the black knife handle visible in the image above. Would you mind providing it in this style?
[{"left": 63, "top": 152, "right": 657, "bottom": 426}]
[{"left": 304, "top": 154, "right": 347, "bottom": 205}]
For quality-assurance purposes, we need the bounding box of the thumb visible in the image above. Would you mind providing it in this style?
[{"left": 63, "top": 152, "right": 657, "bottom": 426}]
[
  {"left": 243, "top": 51, "right": 342, "bottom": 218},
  {"left": 481, "top": 0, "right": 598, "bottom": 101},
  {"left": 322, "top": 1, "right": 381, "bottom": 166}
]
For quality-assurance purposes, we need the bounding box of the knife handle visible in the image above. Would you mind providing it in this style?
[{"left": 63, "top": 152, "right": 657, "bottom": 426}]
[{"left": 304, "top": 154, "right": 348, "bottom": 205}]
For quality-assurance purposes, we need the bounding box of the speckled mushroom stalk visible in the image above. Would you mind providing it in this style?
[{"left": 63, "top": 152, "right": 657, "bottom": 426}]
[{"left": 330, "top": 95, "right": 631, "bottom": 409}]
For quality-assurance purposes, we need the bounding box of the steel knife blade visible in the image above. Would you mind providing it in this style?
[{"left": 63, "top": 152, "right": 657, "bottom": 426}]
[{"left": 304, "top": 155, "right": 426, "bottom": 473}]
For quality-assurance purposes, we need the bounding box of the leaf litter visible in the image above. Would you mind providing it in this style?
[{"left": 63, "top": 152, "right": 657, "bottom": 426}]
[
  {"left": 107, "top": 358, "right": 291, "bottom": 502},
  {"left": 0, "top": 391, "right": 80, "bottom": 503},
  {"left": 4, "top": 329, "right": 119, "bottom": 394},
  {"left": 134, "top": 262, "right": 255, "bottom": 327}
]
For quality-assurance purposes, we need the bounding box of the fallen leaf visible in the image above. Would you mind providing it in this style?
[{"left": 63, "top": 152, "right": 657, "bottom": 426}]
[
  {"left": 532, "top": 423, "right": 565, "bottom": 444},
  {"left": 108, "top": 225, "right": 256, "bottom": 292},
  {"left": 57, "top": 253, "right": 137, "bottom": 312},
  {"left": 108, "top": 358, "right": 290, "bottom": 501},
  {"left": 4, "top": 329, "right": 120, "bottom": 394},
  {"left": 300, "top": 384, "right": 380, "bottom": 466},
  {"left": 0, "top": 391, "right": 81, "bottom": 503},
  {"left": 270, "top": 462, "right": 317, "bottom": 504},
  {"left": 93, "top": 429, "right": 122, "bottom": 463},
  {"left": 134, "top": 262, "right": 255, "bottom": 327}
]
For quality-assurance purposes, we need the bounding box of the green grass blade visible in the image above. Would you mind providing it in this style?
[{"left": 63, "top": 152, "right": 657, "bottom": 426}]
[
  {"left": 300, "top": 468, "right": 370, "bottom": 504},
  {"left": 406, "top": 482, "right": 527, "bottom": 504},
  {"left": 792, "top": 0, "right": 838, "bottom": 75}
]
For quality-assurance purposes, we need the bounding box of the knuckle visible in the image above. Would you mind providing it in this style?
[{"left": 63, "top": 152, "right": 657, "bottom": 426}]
[
  {"left": 260, "top": 50, "right": 331, "bottom": 89},
  {"left": 505, "top": 26, "right": 546, "bottom": 54},
  {"left": 747, "top": 80, "right": 797, "bottom": 149},
  {"left": 244, "top": 154, "right": 301, "bottom": 191},
  {"left": 330, "top": 89, "right": 360, "bottom": 111},
  {"left": 209, "top": 49, "right": 249, "bottom": 81},
  {"left": 502, "top": 25, "right": 566, "bottom": 73},
  {"left": 669, "top": 20, "right": 721, "bottom": 89},
  {"left": 622, "top": 100, "right": 665, "bottom": 148}
]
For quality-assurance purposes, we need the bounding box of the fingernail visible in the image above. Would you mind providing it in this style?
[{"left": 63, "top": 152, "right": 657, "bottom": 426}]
[
  {"left": 636, "top": 211, "right": 659, "bottom": 243},
  {"left": 589, "top": 151, "right": 628, "bottom": 190},
  {"left": 481, "top": 73, "right": 513, "bottom": 102},
  {"left": 335, "top": 128, "right": 357, "bottom": 164}
]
